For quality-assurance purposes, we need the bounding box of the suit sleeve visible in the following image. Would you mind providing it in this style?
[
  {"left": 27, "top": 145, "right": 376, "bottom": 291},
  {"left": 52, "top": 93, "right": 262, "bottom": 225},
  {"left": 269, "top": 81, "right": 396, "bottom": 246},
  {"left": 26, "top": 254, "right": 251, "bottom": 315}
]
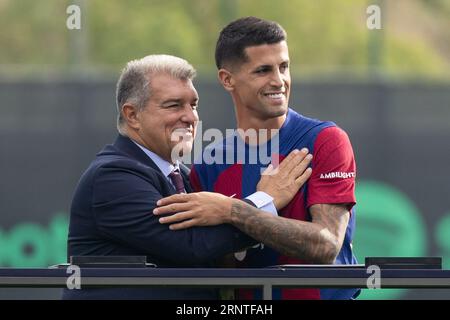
[
  {"left": 306, "top": 126, "right": 356, "bottom": 210},
  {"left": 92, "top": 164, "right": 252, "bottom": 266}
]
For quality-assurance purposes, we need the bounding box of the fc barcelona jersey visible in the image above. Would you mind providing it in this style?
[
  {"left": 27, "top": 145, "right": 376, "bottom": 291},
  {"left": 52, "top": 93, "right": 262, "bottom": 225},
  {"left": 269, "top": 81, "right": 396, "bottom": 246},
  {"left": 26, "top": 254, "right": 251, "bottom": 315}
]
[{"left": 191, "top": 108, "right": 360, "bottom": 300}]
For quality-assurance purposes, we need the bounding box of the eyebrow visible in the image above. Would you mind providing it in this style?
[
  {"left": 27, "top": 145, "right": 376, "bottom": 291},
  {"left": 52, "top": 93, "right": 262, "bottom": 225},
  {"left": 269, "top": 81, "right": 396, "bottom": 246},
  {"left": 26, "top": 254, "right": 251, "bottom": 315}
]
[
  {"left": 162, "top": 99, "right": 181, "bottom": 105},
  {"left": 254, "top": 64, "right": 272, "bottom": 70},
  {"left": 161, "top": 98, "right": 199, "bottom": 105},
  {"left": 253, "top": 60, "right": 290, "bottom": 70}
]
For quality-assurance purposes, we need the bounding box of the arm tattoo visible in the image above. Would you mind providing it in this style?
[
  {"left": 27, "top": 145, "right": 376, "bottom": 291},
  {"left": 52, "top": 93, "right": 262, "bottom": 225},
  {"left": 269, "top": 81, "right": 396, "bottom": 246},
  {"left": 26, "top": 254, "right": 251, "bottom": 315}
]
[{"left": 230, "top": 201, "right": 350, "bottom": 264}]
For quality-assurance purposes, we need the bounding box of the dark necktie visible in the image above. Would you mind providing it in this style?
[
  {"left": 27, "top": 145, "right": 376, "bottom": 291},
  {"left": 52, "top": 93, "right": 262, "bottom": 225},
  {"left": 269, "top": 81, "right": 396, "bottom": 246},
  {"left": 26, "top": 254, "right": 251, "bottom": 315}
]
[{"left": 168, "top": 169, "right": 185, "bottom": 194}]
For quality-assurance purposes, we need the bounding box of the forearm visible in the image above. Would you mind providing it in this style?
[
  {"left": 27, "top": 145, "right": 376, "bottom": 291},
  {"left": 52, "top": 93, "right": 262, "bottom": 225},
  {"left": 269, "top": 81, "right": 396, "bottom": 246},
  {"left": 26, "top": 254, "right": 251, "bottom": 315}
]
[{"left": 230, "top": 200, "right": 340, "bottom": 264}]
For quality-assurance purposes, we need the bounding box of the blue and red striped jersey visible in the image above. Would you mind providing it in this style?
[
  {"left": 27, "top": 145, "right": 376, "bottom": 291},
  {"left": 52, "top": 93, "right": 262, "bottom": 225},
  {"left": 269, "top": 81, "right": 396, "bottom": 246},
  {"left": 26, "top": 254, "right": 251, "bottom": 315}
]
[{"left": 191, "top": 108, "right": 359, "bottom": 299}]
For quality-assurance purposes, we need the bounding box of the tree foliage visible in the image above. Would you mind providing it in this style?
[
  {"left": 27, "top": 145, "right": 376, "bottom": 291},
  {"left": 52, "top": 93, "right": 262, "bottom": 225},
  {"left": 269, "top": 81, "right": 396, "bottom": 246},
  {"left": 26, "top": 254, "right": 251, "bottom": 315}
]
[{"left": 0, "top": 0, "right": 448, "bottom": 76}]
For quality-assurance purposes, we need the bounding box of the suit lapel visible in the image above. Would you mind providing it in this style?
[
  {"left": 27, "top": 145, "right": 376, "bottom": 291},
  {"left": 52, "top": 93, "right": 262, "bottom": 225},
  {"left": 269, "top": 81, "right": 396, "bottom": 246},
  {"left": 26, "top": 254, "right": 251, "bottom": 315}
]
[
  {"left": 113, "top": 135, "right": 193, "bottom": 193},
  {"left": 112, "top": 135, "right": 161, "bottom": 172}
]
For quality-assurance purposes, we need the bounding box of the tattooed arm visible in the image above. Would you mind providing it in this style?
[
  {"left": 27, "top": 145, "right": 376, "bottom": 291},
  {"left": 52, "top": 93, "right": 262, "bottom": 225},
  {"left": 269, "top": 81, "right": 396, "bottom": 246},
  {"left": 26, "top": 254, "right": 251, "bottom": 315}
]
[
  {"left": 155, "top": 192, "right": 350, "bottom": 263},
  {"left": 229, "top": 201, "right": 350, "bottom": 264}
]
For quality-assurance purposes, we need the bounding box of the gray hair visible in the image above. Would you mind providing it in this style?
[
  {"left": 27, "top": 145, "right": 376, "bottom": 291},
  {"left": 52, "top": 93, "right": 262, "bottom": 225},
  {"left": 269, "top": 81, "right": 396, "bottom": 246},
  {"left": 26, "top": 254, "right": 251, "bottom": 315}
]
[{"left": 115, "top": 54, "right": 196, "bottom": 135}]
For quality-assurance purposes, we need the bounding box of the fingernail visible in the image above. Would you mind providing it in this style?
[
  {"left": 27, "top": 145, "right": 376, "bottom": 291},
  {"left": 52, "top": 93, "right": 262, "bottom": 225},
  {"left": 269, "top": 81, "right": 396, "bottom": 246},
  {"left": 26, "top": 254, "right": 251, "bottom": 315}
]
[
  {"left": 293, "top": 149, "right": 299, "bottom": 154},
  {"left": 153, "top": 209, "right": 159, "bottom": 214},
  {"left": 301, "top": 148, "right": 308, "bottom": 153},
  {"left": 159, "top": 218, "right": 165, "bottom": 223},
  {"left": 156, "top": 200, "right": 161, "bottom": 206},
  {"left": 306, "top": 154, "right": 313, "bottom": 159}
]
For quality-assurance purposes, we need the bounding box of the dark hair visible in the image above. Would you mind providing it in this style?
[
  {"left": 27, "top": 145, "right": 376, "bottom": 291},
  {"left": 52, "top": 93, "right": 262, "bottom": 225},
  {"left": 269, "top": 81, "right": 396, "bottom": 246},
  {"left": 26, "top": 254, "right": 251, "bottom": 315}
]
[{"left": 215, "top": 16, "right": 287, "bottom": 69}]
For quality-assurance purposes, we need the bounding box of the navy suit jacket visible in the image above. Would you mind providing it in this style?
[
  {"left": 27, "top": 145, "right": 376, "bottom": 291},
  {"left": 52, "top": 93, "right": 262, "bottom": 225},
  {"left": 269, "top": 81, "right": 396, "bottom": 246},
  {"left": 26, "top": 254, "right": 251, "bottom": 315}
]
[{"left": 62, "top": 135, "right": 253, "bottom": 299}]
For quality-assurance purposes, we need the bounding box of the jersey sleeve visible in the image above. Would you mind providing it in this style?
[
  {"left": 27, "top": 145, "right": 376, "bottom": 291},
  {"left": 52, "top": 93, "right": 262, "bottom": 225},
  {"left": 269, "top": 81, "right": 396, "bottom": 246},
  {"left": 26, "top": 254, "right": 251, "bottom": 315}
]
[{"left": 306, "top": 126, "right": 356, "bottom": 210}]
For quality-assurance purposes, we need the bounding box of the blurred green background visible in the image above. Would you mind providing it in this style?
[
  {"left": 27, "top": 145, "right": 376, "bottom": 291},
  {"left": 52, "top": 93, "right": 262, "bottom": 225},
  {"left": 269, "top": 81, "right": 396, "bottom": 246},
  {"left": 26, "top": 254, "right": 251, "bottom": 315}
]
[{"left": 1, "top": 0, "right": 449, "bottom": 77}]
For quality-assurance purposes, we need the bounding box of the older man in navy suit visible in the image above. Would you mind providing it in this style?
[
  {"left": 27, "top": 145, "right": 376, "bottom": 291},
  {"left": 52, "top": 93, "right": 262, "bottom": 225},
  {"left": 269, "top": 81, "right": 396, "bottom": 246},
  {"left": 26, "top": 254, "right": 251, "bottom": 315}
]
[{"left": 63, "top": 55, "right": 311, "bottom": 299}]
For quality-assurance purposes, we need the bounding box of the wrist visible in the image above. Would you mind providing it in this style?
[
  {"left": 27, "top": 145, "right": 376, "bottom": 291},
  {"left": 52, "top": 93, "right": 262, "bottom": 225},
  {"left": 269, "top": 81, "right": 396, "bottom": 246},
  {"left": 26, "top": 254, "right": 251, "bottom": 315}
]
[
  {"left": 273, "top": 199, "right": 282, "bottom": 211},
  {"left": 257, "top": 190, "right": 281, "bottom": 210},
  {"left": 222, "top": 196, "right": 236, "bottom": 224},
  {"left": 228, "top": 199, "right": 242, "bottom": 224}
]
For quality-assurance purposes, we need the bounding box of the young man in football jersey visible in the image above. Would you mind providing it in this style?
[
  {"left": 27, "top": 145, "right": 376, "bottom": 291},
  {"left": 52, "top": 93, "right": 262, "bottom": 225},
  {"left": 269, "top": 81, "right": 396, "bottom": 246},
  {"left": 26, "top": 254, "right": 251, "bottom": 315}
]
[{"left": 155, "top": 17, "right": 359, "bottom": 300}]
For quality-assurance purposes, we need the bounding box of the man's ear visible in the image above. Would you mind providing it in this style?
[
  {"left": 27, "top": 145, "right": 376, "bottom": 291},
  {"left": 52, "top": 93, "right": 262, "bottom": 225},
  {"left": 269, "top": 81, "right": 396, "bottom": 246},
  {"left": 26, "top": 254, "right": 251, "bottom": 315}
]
[
  {"left": 121, "top": 103, "right": 140, "bottom": 130},
  {"left": 218, "top": 68, "right": 235, "bottom": 92}
]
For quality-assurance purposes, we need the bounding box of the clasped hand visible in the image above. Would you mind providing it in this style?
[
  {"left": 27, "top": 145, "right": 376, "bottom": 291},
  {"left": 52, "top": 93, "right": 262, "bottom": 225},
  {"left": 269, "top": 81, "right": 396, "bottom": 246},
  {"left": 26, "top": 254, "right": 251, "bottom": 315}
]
[{"left": 153, "top": 148, "right": 312, "bottom": 230}]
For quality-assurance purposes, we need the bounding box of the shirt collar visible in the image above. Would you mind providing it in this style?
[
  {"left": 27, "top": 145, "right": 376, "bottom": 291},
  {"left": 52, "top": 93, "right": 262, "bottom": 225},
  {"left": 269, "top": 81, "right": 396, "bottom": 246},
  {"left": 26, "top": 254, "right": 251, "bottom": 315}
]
[{"left": 132, "top": 141, "right": 180, "bottom": 178}]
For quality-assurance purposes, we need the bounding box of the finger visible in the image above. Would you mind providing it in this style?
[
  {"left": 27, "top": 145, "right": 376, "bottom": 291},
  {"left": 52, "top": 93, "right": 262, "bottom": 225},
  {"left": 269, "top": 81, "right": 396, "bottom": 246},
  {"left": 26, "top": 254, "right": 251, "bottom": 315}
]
[
  {"left": 260, "top": 164, "right": 274, "bottom": 176},
  {"left": 294, "top": 167, "right": 313, "bottom": 187},
  {"left": 278, "top": 149, "right": 299, "bottom": 171},
  {"left": 153, "top": 202, "right": 192, "bottom": 215},
  {"left": 271, "top": 154, "right": 279, "bottom": 169},
  {"left": 280, "top": 148, "right": 309, "bottom": 174},
  {"left": 169, "top": 219, "right": 200, "bottom": 230},
  {"left": 158, "top": 211, "right": 193, "bottom": 224},
  {"left": 156, "top": 193, "right": 191, "bottom": 206},
  {"left": 290, "top": 154, "right": 313, "bottom": 178},
  {"left": 286, "top": 149, "right": 311, "bottom": 175}
]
